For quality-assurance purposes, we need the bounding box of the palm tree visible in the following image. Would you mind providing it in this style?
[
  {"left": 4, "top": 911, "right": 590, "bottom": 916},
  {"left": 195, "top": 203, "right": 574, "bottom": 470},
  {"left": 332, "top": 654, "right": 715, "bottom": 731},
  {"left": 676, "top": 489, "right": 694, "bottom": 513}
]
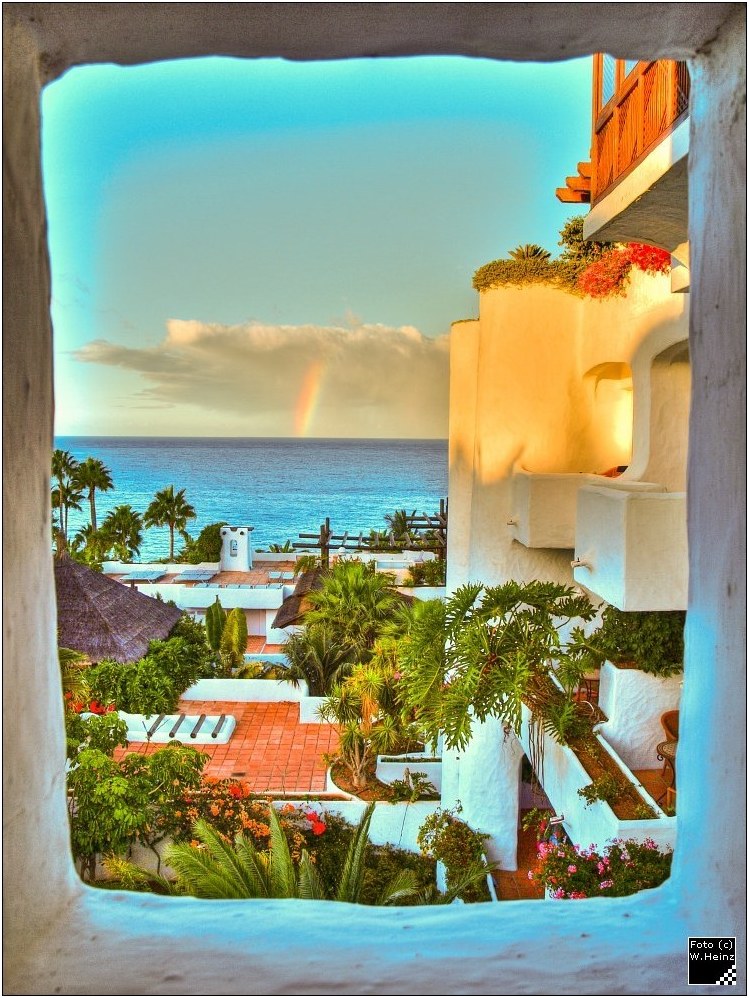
[
  {"left": 304, "top": 560, "right": 402, "bottom": 660},
  {"left": 508, "top": 243, "right": 551, "bottom": 261},
  {"left": 59, "top": 647, "right": 90, "bottom": 706},
  {"left": 71, "top": 524, "right": 109, "bottom": 568},
  {"left": 384, "top": 509, "right": 411, "bottom": 546},
  {"left": 100, "top": 505, "right": 143, "bottom": 562},
  {"left": 73, "top": 457, "right": 114, "bottom": 532},
  {"left": 165, "top": 802, "right": 418, "bottom": 904},
  {"left": 144, "top": 485, "right": 197, "bottom": 561},
  {"left": 51, "top": 449, "right": 83, "bottom": 544},
  {"left": 283, "top": 626, "right": 354, "bottom": 696}
]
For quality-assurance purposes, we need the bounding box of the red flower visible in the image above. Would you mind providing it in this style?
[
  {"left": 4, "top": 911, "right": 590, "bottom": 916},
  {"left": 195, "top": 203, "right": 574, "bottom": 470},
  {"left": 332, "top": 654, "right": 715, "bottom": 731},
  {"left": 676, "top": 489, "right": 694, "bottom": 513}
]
[
  {"left": 311, "top": 821, "right": 326, "bottom": 836},
  {"left": 227, "top": 784, "right": 243, "bottom": 798},
  {"left": 626, "top": 242, "right": 671, "bottom": 275}
]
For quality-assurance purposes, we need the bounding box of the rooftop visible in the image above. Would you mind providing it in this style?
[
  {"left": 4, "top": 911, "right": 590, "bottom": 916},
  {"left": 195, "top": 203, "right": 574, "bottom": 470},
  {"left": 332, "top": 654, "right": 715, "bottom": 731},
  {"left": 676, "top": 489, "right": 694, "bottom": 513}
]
[{"left": 114, "top": 698, "right": 339, "bottom": 794}]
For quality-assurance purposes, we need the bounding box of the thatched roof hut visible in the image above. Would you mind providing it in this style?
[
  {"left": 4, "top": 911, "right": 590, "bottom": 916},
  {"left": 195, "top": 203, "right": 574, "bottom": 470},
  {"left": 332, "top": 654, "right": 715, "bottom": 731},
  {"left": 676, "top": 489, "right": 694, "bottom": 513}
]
[
  {"left": 271, "top": 568, "right": 324, "bottom": 629},
  {"left": 54, "top": 555, "right": 182, "bottom": 662}
]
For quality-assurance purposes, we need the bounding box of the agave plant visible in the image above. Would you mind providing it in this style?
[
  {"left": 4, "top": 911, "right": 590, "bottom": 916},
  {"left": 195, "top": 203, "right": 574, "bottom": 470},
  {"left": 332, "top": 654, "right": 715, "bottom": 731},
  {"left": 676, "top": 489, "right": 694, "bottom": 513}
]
[{"left": 508, "top": 243, "right": 551, "bottom": 261}]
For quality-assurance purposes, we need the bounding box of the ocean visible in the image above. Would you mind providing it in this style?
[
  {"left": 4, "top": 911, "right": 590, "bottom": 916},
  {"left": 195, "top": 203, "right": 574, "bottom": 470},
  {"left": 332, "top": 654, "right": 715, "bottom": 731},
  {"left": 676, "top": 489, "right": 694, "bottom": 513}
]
[{"left": 55, "top": 437, "right": 448, "bottom": 563}]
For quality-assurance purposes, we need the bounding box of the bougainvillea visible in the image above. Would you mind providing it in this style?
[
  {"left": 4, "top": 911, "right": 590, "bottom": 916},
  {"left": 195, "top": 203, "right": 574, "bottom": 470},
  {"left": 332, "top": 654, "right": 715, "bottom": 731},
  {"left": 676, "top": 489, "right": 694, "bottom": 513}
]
[
  {"left": 529, "top": 834, "right": 672, "bottom": 898},
  {"left": 577, "top": 242, "right": 672, "bottom": 299},
  {"left": 626, "top": 242, "right": 672, "bottom": 274}
]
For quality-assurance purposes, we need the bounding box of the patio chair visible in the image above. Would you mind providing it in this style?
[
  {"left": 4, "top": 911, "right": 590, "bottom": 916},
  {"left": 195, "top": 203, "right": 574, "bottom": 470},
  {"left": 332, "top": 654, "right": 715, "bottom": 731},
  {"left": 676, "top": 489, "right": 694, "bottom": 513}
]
[{"left": 661, "top": 710, "right": 679, "bottom": 742}]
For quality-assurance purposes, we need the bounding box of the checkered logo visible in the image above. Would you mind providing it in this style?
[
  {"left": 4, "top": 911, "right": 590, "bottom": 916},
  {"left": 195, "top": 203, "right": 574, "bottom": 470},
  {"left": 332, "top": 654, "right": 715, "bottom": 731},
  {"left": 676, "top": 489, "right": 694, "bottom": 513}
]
[{"left": 689, "top": 937, "right": 737, "bottom": 985}]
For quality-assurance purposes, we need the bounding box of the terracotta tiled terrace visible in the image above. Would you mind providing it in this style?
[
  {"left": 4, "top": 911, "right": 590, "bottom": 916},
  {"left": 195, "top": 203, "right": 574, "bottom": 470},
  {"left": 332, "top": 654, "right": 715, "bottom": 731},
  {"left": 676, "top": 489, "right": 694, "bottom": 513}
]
[{"left": 115, "top": 699, "right": 339, "bottom": 793}]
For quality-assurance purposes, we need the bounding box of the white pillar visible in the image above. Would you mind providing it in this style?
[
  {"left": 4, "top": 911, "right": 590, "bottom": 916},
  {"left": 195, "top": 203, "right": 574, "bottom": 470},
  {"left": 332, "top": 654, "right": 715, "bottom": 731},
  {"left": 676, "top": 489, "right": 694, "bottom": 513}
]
[{"left": 458, "top": 715, "right": 524, "bottom": 870}]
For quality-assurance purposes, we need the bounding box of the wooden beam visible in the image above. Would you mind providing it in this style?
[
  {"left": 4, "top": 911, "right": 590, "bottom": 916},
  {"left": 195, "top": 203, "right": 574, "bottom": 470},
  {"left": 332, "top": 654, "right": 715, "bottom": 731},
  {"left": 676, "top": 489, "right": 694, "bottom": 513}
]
[
  {"left": 555, "top": 187, "right": 590, "bottom": 203},
  {"left": 566, "top": 175, "right": 591, "bottom": 192},
  {"left": 577, "top": 161, "right": 592, "bottom": 178}
]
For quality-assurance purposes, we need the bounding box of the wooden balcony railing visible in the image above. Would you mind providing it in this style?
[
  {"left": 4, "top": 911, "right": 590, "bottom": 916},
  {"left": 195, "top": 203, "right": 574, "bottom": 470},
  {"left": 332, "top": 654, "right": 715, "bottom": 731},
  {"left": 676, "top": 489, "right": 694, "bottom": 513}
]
[{"left": 590, "top": 58, "right": 690, "bottom": 204}]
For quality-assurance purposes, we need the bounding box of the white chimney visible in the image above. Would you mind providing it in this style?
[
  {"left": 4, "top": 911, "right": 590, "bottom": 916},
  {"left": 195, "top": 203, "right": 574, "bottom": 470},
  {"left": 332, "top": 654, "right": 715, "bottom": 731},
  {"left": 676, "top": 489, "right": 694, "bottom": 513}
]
[{"left": 220, "top": 526, "right": 254, "bottom": 572}]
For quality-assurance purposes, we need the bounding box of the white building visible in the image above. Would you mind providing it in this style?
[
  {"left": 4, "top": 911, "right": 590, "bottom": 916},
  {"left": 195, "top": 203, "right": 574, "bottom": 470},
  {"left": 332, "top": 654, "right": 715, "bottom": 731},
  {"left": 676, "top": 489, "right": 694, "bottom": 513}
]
[{"left": 4, "top": 5, "right": 745, "bottom": 995}]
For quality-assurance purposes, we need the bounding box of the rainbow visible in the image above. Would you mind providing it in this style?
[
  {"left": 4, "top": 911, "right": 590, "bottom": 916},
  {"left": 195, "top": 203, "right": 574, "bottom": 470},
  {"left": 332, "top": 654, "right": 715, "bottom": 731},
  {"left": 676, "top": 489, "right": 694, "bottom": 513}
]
[{"left": 294, "top": 359, "right": 325, "bottom": 437}]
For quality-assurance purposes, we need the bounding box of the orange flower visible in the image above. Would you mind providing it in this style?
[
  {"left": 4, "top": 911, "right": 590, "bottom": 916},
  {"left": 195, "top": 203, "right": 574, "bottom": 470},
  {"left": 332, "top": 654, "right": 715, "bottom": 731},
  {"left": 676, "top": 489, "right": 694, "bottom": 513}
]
[{"left": 210, "top": 804, "right": 220, "bottom": 816}]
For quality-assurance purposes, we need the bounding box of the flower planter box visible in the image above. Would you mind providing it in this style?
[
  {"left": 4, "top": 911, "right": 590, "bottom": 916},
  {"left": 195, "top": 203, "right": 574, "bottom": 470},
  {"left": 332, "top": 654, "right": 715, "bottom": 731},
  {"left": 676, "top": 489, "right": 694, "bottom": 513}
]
[
  {"left": 375, "top": 754, "right": 442, "bottom": 793},
  {"left": 182, "top": 678, "right": 309, "bottom": 702},
  {"left": 596, "top": 661, "right": 682, "bottom": 771},
  {"left": 518, "top": 704, "right": 675, "bottom": 853}
]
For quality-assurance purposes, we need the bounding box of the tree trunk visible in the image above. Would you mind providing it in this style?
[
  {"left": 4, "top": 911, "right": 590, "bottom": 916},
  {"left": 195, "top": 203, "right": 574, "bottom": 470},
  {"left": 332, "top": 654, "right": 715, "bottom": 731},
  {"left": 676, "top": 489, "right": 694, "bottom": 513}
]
[{"left": 89, "top": 490, "right": 97, "bottom": 532}]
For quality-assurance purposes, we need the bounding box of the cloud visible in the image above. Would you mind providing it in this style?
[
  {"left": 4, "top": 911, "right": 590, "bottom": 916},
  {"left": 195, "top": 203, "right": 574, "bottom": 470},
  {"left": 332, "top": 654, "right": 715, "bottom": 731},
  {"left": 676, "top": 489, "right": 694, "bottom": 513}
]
[{"left": 72, "top": 319, "right": 449, "bottom": 438}]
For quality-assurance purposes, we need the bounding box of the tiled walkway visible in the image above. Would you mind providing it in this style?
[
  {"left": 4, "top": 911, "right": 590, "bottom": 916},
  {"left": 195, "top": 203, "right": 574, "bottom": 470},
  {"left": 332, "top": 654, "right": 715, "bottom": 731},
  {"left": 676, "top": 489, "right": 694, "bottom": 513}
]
[
  {"left": 114, "top": 700, "right": 338, "bottom": 793},
  {"left": 493, "top": 814, "right": 545, "bottom": 901}
]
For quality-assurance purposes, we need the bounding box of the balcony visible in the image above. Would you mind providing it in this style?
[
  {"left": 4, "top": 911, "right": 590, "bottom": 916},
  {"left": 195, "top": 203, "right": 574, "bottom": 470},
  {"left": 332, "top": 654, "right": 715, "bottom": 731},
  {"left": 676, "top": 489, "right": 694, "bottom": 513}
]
[
  {"left": 509, "top": 471, "right": 660, "bottom": 549},
  {"left": 557, "top": 58, "right": 691, "bottom": 255},
  {"left": 590, "top": 59, "right": 690, "bottom": 205},
  {"left": 572, "top": 483, "right": 687, "bottom": 611}
]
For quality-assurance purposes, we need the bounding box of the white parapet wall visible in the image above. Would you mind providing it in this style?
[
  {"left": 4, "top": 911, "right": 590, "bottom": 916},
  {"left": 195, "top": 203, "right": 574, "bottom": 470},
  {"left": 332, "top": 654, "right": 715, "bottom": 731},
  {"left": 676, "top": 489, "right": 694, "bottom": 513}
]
[
  {"left": 376, "top": 755, "right": 442, "bottom": 793},
  {"left": 182, "top": 678, "right": 309, "bottom": 702},
  {"left": 289, "top": 799, "right": 441, "bottom": 854},
  {"left": 509, "top": 472, "right": 662, "bottom": 549},
  {"left": 597, "top": 661, "right": 682, "bottom": 771},
  {"left": 518, "top": 705, "right": 675, "bottom": 853},
  {"left": 573, "top": 485, "right": 688, "bottom": 610}
]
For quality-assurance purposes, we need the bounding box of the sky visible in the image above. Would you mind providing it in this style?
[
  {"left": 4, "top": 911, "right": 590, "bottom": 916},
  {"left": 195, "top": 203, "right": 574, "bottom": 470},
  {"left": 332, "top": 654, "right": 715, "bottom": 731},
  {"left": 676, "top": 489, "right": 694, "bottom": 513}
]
[{"left": 42, "top": 55, "right": 592, "bottom": 439}]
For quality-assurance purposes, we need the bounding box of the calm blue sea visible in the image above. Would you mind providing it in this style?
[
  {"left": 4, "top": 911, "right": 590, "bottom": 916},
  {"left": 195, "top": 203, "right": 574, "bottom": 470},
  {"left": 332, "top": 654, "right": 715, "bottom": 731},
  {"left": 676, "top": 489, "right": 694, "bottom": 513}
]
[{"left": 55, "top": 437, "right": 448, "bottom": 562}]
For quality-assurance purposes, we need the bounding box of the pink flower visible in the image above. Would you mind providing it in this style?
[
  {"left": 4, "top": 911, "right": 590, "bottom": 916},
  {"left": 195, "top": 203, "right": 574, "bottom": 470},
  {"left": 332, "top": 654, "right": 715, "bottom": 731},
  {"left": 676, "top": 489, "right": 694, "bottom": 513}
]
[
  {"left": 527, "top": 870, "right": 534, "bottom": 880},
  {"left": 550, "top": 888, "right": 565, "bottom": 899},
  {"left": 567, "top": 865, "right": 577, "bottom": 874},
  {"left": 568, "top": 890, "right": 588, "bottom": 899},
  {"left": 597, "top": 862, "right": 606, "bottom": 874},
  {"left": 599, "top": 880, "right": 614, "bottom": 890}
]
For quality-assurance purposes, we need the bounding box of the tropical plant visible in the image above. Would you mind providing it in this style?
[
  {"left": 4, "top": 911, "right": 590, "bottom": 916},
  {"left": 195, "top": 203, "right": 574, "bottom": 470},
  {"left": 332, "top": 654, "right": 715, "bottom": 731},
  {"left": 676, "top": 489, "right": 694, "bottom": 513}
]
[
  {"left": 59, "top": 646, "right": 91, "bottom": 705},
  {"left": 51, "top": 448, "right": 84, "bottom": 547},
  {"left": 178, "top": 521, "right": 226, "bottom": 563},
  {"left": 319, "top": 658, "right": 412, "bottom": 791},
  {"left": 304, "top": 560, "right": 403, "bottom": 660},
  {"left": 508, "top": 243, "right": 551, "bottom": 261},
  {"left": 417, "top": 805, "right": 495, "bottom": 902},
  {"left": 144, "top": 485, "right": 197, "bottom": 561},
  {"left": 99, "top": 504, "right": 143, "bottom": 562},
  {"left": 387, "top": 769, "right": 439, "bottom": 803},
  {"left": 590, "top": 605, "right": 685, "bottom": 676},
  {"left": 577, "top": 774, "right": 622, "bottom": 807},
  {"left": 268, "top": 539, "right": 294, "bottom": 553},
  {"left": 557, "top": 215, "right": 609, "bottom": 267},
  {"left": 67, "top": 742, "right": 207, "bottom": 880},
  {"left": 165, "top": 802, "right": 418, "bottom": 904},
  {"left": 396, "top": 581, "right": 600, "bottom": 751},
  {"left": 205, "top": 597, "right": 227, "bottom": 654},
  {"left": 65, "top": 711, "right": 128, "bottom": 760},
  {"left": 529, "top": 832, "right": 672, "bottom": 899},
  {"left": 403, "top": 559, "right": 446, "bottom": 587},
  {"left": 384, "top": 509, "right": 411, "bottom": 545},
  {"left": 69, "top": 523, "right": 110, "bottom": 569},
  {"left": 282, "top": 626, "right": 354, "bottom": 696},
  {"left": 293, "top": 553, "right": 320, "bottom": 576},
  {"left": 220, "top": 607, "right": 248, "bottom": 672},
  {"left": 72, "top": 457, "right": 114, "bottom": 532}
]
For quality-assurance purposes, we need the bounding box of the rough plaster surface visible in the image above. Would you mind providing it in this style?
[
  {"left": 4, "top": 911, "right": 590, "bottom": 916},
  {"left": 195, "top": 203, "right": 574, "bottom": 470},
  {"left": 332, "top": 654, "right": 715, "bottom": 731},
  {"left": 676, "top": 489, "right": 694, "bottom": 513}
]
[
  {"left": 455, "top": 716, "right": 524, "bottom": 870},
  {"left": 597, "top": 662, "right": 682, "bottom": 771},
  {"left": 448, "top": 272, "right": 689, "bottom": 593},
  {"left": 2, "top": 3, "right": 745, "bottom": 995}
]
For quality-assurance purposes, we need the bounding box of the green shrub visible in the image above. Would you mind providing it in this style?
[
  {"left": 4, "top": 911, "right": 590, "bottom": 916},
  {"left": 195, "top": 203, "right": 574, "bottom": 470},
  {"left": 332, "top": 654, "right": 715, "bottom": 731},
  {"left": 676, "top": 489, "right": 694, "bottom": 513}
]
[
  {"left": 417, "top": 806, "right": 492, "bottom": 902},
  {"left": 593, "top": 606, "right": 685, "bottom": 676},
  {"left": 65, "top": 711, "right": 128, "bottom": 759}
]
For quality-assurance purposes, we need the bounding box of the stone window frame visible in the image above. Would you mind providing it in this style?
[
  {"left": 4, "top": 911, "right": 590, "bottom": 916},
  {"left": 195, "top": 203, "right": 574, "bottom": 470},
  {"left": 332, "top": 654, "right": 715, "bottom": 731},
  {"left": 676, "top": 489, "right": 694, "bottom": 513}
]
[{"left": 3, "top": 4, "right": 745, "bottom": 994}]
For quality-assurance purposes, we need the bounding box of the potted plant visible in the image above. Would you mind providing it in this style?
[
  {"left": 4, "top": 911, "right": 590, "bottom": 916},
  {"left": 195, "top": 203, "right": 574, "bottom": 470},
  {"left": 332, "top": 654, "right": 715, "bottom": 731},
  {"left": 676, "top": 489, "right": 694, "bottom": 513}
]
[{"left": 590, "top": 606, "right": 684, "bottom": 770}]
